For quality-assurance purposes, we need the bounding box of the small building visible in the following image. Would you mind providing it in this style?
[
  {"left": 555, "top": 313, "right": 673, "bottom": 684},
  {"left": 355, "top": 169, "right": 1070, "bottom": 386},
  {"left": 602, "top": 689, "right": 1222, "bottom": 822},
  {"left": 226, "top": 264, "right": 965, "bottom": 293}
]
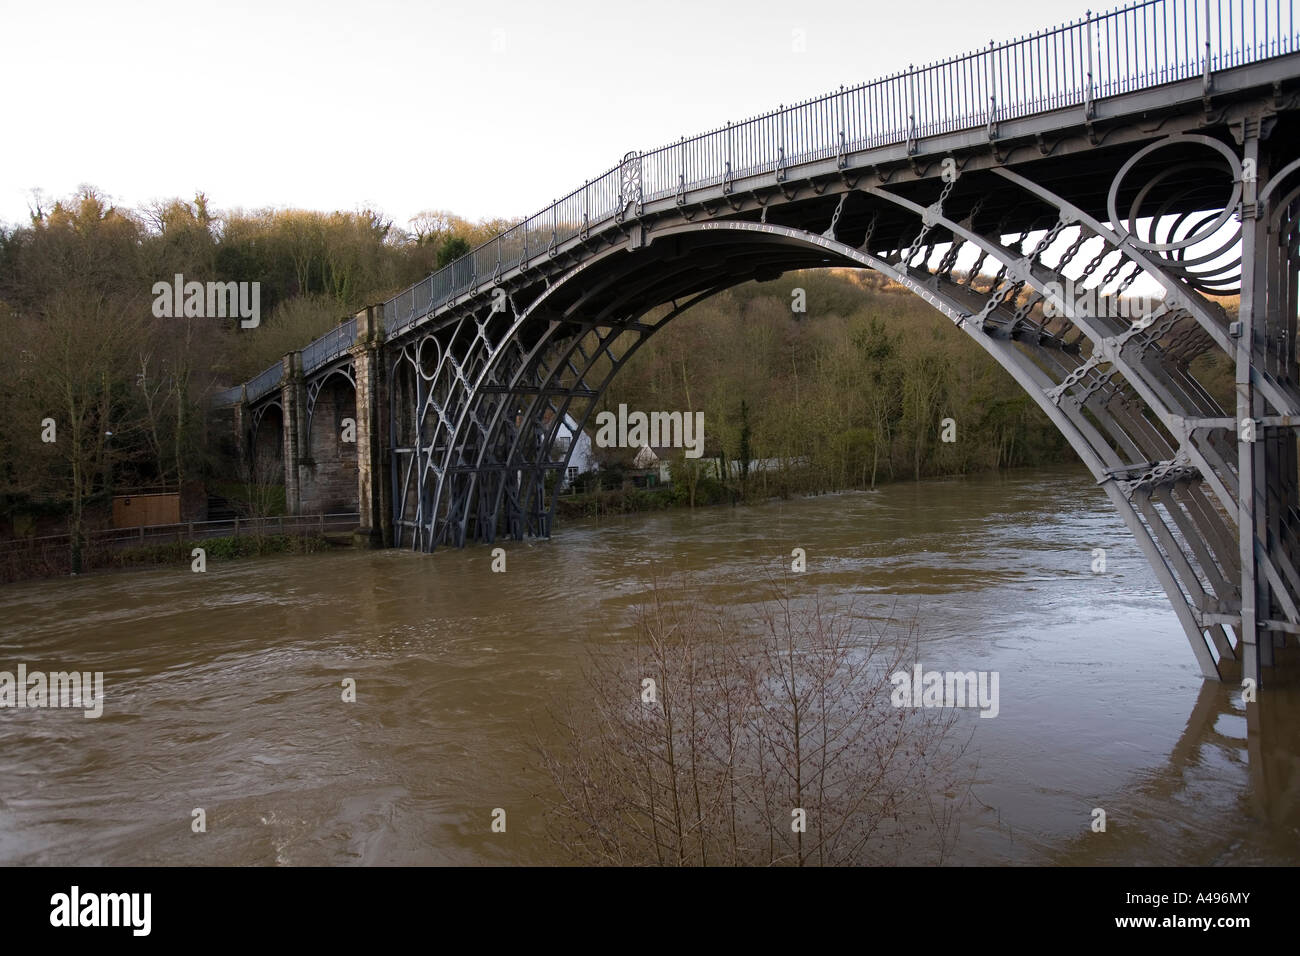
[
  {"left": 111, "top": 483, "right": 208, "bottom": 528},
  {"left": 550, "top": 414, "right": 596, "bottom": 490},
  {"left": 112, "top": 493, "right": 180, "bottom": 528},
  {"left": 628, "top": 446, "right": 674, "bottom": 488}
]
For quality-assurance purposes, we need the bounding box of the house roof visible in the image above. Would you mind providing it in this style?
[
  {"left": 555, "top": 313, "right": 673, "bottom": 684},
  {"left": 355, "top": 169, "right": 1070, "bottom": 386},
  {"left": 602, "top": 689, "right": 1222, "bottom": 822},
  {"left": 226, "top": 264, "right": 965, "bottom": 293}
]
[{"left": 632, "top": 445, "right": 677, "bottom": 468}]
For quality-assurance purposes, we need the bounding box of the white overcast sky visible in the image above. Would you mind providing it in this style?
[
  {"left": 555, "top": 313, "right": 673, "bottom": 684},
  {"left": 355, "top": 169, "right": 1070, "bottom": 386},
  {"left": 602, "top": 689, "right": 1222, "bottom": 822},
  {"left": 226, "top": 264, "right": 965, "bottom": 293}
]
[{"left": 0, "top": 0, "right": 1106, "bottom": 230}]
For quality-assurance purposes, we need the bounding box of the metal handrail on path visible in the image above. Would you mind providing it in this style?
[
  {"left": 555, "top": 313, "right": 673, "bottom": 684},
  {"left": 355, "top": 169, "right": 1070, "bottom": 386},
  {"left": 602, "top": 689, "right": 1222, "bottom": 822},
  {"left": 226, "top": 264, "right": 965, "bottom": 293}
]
[{"left": 0, "top": 513, "right": 361, "bottom": 556}]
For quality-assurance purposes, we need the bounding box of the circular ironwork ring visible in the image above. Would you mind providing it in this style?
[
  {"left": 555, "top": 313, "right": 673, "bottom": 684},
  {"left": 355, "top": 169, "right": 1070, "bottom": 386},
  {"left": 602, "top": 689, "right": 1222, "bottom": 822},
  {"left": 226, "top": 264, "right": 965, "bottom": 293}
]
[
  {"left": 416, "top": 334, "right": 441, "bottom": 381},
  {"left": 1107, "top": 134, "right": 1243, "bottom": 254}
]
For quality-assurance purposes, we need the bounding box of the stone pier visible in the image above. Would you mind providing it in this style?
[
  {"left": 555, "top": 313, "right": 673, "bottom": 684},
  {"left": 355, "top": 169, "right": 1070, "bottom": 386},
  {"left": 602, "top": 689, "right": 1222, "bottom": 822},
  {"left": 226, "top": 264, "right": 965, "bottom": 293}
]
[
  {"left": 280, "top": 351, "right": 305, "bottom": 515},
  {"left": 350, "top": 306, "right": 391, "bottom": 547}
]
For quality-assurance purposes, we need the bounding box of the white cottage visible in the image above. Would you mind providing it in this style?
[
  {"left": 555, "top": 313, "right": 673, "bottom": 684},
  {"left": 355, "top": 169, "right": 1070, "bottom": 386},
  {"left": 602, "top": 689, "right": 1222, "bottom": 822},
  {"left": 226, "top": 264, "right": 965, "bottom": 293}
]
[{"left": 554, "top": 415, "right": 596, "bottom": 489}]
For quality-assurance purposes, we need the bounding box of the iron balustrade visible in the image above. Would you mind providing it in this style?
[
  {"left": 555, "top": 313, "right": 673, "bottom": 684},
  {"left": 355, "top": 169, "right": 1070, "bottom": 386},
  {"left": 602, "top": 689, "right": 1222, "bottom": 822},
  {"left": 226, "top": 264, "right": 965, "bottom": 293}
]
[
  {"left": 212, "top": 385, "right": 244, "bottom": 406},
  {"left": 221, "top": 0, "right": 1298, "bottom": 399},
  {"left": 300, "top": 317, "right": 358, "bottom": 373},
  {"left": 245, "top": 362, "right": 284, "bottom": 404},
  {"left": 224, "top": 318, "right": 358, "bottom": 406}
]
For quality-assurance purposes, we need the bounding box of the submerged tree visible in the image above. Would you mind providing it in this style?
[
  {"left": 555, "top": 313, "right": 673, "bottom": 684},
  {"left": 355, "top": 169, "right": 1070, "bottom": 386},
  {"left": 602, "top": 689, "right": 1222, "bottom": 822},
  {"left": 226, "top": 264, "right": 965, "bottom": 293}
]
[{"left": 537, "top": 581, "right": 973, "bottom": 866}]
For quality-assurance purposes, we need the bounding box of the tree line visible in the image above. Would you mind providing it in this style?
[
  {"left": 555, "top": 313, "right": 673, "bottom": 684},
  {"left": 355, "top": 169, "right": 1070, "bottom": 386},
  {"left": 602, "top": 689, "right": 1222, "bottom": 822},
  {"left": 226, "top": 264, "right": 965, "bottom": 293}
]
[{"left": 592, "top": 269, "right": 1078, "bottom": 503}]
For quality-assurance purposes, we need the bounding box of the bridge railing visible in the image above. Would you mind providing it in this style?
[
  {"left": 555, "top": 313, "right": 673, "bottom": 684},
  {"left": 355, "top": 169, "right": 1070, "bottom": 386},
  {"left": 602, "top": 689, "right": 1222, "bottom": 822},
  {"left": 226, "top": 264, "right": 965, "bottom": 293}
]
[
  {"left": 245, "top": 362, "right": 284, "bottom": 404},
  {"left": 220, "top": 317, "right": 356, "bottom": 408},
  {"left": 300, "top": 316, "right": 358, "bottom": 374},
  {"left": 212, "top": 384, "right": 244, "bottom": 406},
  {"left": 207, "top": 0, "right": 1296, "bottom": 385}
]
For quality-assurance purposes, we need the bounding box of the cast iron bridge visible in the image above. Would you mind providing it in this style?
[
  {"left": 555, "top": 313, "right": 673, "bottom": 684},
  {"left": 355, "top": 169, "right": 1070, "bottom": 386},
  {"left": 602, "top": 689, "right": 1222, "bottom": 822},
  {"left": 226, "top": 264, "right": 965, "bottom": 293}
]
[{"left": 218, "top": 0, "right": 1300, "bottom": 685}]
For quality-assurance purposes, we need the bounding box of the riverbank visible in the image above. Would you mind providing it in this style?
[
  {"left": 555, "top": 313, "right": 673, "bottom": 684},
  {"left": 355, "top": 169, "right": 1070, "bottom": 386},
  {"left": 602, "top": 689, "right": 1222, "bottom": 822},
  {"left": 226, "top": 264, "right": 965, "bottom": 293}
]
[
  {"left": 553, "top": 460, "right": 1046, "bottom": 520},
  {"left": 0, "top": 532, "right": 334, "bottom": 584}
]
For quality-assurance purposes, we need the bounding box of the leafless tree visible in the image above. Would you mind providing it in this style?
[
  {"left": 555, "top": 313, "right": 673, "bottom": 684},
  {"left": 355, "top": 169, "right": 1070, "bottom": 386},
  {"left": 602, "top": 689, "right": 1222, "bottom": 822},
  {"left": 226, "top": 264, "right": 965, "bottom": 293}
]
[{"left": 537, "top": 579, "right": 974, "bottom": 866}]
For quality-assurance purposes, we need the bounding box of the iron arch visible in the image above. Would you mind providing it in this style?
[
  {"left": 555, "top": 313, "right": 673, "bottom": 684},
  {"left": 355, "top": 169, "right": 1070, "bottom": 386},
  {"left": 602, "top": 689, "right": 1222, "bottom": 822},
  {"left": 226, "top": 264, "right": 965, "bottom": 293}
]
[{"left": 414, "top": 197, "right": 1288, "bottom": 681}]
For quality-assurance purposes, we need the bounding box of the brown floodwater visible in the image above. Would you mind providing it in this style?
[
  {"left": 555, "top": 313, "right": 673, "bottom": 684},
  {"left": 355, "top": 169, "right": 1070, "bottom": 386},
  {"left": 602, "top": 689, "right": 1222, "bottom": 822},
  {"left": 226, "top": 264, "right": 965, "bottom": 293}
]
[{"left": 0, "top": 465, "right": 1296, "bottom": 865}]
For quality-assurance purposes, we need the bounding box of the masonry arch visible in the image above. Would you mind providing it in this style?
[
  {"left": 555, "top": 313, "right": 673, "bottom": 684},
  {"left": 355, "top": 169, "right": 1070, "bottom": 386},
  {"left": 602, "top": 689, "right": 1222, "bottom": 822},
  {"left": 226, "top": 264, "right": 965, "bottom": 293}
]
[
  {"left": 301, "top": 367, "right": 358, "bottom": 514},
  {"left": 249, "top": 401, "right": 285, "bottom": 488}
]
